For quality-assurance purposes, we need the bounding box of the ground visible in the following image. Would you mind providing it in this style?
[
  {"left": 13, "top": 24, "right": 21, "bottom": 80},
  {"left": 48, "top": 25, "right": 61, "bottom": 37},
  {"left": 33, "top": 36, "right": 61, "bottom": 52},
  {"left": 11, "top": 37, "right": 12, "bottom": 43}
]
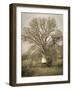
[{"left": 22, "top": 59, "right": 63, "bottom": 77}]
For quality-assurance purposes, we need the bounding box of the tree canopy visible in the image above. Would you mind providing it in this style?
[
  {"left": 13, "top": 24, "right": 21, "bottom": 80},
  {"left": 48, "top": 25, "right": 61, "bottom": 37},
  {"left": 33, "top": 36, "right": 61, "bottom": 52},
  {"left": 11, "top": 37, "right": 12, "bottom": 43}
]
[{"left": 22, "top": 17, "right": 63, "bottom": 65}]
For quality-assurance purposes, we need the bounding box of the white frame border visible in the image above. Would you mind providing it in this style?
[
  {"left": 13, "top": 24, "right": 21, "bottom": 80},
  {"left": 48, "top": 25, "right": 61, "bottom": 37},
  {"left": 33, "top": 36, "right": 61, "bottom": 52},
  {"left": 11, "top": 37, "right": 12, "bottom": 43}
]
[{"left": 16, "top": 7, "right": 68, "bottom": 84}]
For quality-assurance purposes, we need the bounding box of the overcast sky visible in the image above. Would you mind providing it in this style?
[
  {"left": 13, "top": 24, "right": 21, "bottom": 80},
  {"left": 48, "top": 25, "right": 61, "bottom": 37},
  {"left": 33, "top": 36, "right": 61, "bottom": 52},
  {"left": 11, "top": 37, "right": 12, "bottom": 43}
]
[
  {"left": 21, "top": 13, "right": 63, "bottom": 55},
  {"left": 21, "top": 13, "right": 63, "bottom": 32}
]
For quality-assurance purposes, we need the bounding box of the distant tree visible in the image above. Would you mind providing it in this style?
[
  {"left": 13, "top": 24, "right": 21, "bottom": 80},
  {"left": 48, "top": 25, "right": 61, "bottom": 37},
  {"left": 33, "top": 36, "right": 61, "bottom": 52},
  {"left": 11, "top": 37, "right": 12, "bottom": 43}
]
[{"left": 22, "top": 17, "right": 63, "bottom": 65}]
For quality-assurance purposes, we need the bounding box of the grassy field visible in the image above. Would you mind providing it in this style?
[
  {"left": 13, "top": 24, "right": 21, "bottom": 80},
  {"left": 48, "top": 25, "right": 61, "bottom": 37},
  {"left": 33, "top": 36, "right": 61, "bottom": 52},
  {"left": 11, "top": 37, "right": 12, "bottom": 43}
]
[{"left": 22, "top": 62, "right": 63, "bottom": 77}]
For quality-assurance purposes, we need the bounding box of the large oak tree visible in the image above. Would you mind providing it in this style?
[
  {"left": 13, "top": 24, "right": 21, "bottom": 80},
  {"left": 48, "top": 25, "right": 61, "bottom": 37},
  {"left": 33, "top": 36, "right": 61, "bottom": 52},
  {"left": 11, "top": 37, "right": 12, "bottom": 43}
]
[{"left": 22, "top": 17, "right": 63, "bottom": 65}]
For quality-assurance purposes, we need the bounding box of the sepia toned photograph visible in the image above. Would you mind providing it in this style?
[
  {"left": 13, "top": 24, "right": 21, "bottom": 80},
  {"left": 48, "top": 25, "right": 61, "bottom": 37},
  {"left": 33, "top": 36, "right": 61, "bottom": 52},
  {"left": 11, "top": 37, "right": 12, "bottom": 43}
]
[{"left": 21, "top": 13, "right": 63, "bottom": 77}]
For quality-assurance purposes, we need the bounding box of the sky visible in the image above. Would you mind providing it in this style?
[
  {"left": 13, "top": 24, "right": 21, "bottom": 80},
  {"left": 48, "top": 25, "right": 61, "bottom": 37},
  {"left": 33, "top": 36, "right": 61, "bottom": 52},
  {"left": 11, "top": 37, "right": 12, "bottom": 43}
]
[{"left": 21, "top": 13, "right": 63, "bottom": 32}]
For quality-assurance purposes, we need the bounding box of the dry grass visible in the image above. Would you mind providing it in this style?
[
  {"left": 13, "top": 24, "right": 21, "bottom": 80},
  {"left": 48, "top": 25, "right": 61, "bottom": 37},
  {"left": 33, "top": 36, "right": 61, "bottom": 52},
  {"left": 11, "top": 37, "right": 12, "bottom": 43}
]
[{"left": 22, "top": 64, "right": 63, "bottom": 77}]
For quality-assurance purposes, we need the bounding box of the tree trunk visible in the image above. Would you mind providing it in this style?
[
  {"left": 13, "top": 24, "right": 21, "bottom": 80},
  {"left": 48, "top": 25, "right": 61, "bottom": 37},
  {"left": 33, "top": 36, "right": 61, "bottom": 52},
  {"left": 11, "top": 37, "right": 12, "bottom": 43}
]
[
  {"left": 51, "top": 46, "right": 57, "bottom": 65},
  {"left": 41, "top": 54, "right": 47, "bottom": 64}
]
